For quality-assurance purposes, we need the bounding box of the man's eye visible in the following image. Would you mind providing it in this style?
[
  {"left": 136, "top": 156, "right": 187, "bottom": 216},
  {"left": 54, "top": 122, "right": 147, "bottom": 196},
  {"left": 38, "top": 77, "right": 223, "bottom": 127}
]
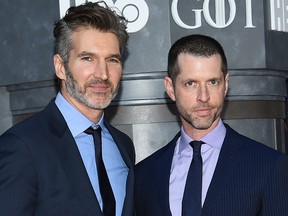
[
  {"left": 210, "top": 80, "right": 218, "bottom": 85},
  {"left": 82, "top": 56, "right": 92, "bottom": 61},
  {"left": 107, "top": 58, "right": 120, "bottom": 63},
  {"left": 185, "top": 81, "right": 194, "bottom": 86}
]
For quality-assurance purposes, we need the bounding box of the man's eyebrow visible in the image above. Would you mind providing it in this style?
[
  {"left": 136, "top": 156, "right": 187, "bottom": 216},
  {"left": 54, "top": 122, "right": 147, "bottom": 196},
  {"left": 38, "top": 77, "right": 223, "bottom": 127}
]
[
  {"left": 109, "top": 54, "right": 122, "bottom": 61},
  {"left": 76, "top": 52, "right": 122, "bottom": 60},
  {"left": 209, "top": 77, "right": 222, "bottom": 80},
  {"left": 76, "top": 51, "right": 94, "bottom": 57}
]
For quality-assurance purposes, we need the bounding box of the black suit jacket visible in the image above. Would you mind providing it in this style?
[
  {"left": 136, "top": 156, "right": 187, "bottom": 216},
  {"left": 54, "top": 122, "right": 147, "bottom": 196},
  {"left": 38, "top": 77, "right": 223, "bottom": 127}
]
[
  {"left": 135, "top": 124, "right": 288, "bottom": 216},
  {"left": 0, "top": 99, "right": 135, "bottom": 216}
]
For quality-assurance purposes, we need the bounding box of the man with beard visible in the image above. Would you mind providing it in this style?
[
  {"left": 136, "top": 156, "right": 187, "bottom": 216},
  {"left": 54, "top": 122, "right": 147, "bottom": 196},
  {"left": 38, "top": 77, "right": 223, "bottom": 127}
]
[
  {"left": 135, "top": 34, "right": 288, "bottom": 216},
  {"left": 0, "top": 2, "right": 135, "bottom": 216}
]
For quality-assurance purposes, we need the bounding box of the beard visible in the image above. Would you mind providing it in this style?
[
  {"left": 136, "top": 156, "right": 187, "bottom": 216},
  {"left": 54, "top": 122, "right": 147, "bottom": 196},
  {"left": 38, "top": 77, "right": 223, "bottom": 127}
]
[
  {"left": 64, "top": 67, "right": 119, "bottom": 110},
  {"left": 177, "top": 102, "right": 223, "bottom": 130}
]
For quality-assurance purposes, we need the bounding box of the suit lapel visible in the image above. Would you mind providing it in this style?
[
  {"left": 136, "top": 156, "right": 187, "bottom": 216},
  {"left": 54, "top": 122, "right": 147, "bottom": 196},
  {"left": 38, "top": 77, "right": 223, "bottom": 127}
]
[
  {"left": 104, "top": 121, "right": 134, "bottom": 169},
  {"left": 202, "top": 125, "right": 244, "bottom": 215},
  {"left": 43, "top": 101, "right": 102, "bottom": 215},
  {"left": 154, "top": 132, "right": 180, "bottom": 216},
  {"left": 104, "top": 121, "right": 135, "bottom": 216}
]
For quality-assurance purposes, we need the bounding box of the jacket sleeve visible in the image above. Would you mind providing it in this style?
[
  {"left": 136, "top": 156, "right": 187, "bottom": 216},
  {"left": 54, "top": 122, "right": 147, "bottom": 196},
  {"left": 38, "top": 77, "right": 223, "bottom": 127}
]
[
  {"left": 0, "top": 132, "right": 37, "bottom": 216},
  {"left": 261, "top": 153, "right": 288, "bottom": 215}
]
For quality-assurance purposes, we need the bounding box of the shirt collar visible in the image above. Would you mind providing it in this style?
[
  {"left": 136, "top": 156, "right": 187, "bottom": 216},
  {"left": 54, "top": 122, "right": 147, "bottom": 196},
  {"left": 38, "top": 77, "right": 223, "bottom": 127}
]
[
  {"left": 55, "top": 92, "right": 105, "bottom": 137},
  {"left": 178, "top": 119, "right": 226, "bottom": 153}
]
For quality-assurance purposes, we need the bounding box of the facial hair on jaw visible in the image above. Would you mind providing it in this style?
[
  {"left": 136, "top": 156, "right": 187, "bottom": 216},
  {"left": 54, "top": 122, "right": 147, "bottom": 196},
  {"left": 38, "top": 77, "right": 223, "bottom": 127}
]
[
  {"left": 64, "top": 67, "right": 119, "bottom": 109},
  {"left": 179, "top": 102, "right": 223, "bottom": 131}
]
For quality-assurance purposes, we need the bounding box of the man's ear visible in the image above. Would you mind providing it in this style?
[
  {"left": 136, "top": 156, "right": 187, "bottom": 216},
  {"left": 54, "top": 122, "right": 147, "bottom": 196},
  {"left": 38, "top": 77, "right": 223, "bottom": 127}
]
[
  {"left": 224, "top": 73, "right": 230, "bottom": 96},
  {"left": 54, "top": 54, "right": 66, "bottom": 81},
  {"left": 163, "top": 76, "right": 176, "bottom": 101}
]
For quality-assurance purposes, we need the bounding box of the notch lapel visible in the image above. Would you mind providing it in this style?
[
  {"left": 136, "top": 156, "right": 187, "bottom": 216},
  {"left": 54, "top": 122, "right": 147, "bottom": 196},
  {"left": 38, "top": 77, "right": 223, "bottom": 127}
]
[
  {"left": 104, "top": 121, "right": 135, "bottom": 216},
  {"left": 104, "top": 121, "right": 134, "bottom": 169},
  {"left": 202, "top": 125, "right": 244, "bottom": 215},
  {"left": 154, "top": 132, "right": 180, "bottom": 216},
  {"left": 44, "top": 101, "right": 102, "bottom": 215}
]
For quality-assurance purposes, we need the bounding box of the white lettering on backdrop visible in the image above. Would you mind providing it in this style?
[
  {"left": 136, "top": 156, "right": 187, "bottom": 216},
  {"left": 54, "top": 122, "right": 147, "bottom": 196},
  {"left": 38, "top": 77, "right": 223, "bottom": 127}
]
[
  {"left": 59, "top": 0, "right": 256, "bottom": 32},
  {"left": 171, "top": 0, "right": 255, "bottom": 29},
  {"left": 59, "top": 0, "right": 149, "bottom": 33}
]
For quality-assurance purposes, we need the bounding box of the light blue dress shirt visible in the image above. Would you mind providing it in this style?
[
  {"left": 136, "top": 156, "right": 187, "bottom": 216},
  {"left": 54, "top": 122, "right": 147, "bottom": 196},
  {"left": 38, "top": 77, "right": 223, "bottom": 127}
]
[
  {"left": 55, "top": 93, "right": 128, "bottom": 216},
  {"left": 169, "top": 120, "right": 226, "bottom": 216}
]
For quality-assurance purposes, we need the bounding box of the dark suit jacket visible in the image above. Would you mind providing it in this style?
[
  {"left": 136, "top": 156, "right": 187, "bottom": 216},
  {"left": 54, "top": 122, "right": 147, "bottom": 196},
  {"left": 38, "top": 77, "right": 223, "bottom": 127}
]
[
  {"left": 0, "top": 99, "right": 135, "bottom": 216},
  {"left": 135, "top": 124, "right": 288, "bottom": 216}
]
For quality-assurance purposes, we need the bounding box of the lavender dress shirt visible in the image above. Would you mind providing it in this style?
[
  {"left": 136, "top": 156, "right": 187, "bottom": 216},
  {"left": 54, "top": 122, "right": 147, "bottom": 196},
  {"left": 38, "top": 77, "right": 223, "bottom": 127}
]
[{"left": 169, "top": 120, "right": 226, "bottom": 215}]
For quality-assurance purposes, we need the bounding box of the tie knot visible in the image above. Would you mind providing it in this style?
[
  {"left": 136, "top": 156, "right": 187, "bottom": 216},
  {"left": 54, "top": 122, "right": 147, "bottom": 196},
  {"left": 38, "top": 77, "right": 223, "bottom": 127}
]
[
  {"left": 84, "top": 126, "right": 101, "bottom": 135},
  {"left": 190, "top": 140, "right": 204, "bottom": 154},
  {"left": 84, "top": 127, "right": 102, "bottom": 146}
]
